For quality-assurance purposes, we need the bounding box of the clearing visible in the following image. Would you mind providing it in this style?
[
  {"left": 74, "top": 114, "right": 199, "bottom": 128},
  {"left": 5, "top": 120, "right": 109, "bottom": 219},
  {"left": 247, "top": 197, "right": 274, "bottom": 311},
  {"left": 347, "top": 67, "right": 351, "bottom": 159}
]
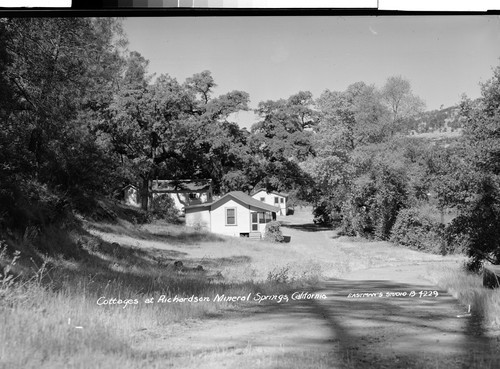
[{"left": 89, "top": 207, "right": 500, "bottom": 368}]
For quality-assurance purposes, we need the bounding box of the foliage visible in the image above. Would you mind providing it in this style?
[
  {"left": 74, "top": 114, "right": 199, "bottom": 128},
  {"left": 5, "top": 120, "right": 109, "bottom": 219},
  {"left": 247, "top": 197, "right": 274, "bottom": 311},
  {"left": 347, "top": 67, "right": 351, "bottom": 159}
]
[
  {"left": 446, "top": 177, "right": 500, "bottom": 270},
  {"left": 340, "top": 162, "right": 407, "bottom": 240},
  {"left": 405, "top": 106, "right": 462, "bottom": 133},
  {"left": 266, "top": 265, "right": 291, "bottom": 283},
  {"left": 150, "top": 195, "right": 180, "bottom": 223},
  {"left": 310, "top": 77, "right": 436, "bottom": 243},
  {"left": 0, "top": 18, "right": 126, "bottom": 232},
  {"left": 312, "top": 201, "right": 338, "bottom": 225},
  {"left": 264, "top": 221, "right": 284, "bottom": 243},
  {"left": 442, "top": 66, "right": 500, "bottom": 270},
  {"left": 390, "top": 207, "right": 445, "bottom": 254},
  {"left": 104, "top": 68, "right": 251, "bottom": 206},
  {"left": 247, "top": 91, "right": 318, "bottom": 199},
  {"left": 381, "top": 75, "right": 425, "bottom": 135}
]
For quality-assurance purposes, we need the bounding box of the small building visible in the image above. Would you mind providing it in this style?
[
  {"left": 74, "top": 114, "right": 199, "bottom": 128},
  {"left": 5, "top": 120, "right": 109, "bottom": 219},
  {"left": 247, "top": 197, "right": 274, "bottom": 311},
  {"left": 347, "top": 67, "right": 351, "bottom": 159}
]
[
  {"left": 123, "top": 184, "right": 141, "bottom": 208},
  {"left": 251, "top": 188, "right": 289, "bottom": 216},
  {"left": 185, "top": 191, "right": 280, "bottom": 238},
  {"left": 151, "top": 179, "right": 213, "bottom": 213}
]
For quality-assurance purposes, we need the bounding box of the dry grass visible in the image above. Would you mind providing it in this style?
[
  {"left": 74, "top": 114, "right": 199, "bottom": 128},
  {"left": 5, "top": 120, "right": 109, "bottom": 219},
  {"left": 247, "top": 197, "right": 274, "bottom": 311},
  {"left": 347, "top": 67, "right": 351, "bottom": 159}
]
[
  {"left": 426, "top": 263, "right": 500, "bottom": 329},
  {"left": 0, "top": 208, "right": 492, "bottom": 369},
  {"left": 0, "top": 219, "right": 326, "bottom": 369}
]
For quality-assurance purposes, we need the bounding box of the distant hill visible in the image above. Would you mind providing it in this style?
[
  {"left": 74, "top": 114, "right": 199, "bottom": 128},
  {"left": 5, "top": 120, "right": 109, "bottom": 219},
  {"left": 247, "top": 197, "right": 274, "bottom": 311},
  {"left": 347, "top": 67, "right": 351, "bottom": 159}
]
[{"left": 406, "top": 105, "right": 465, "bottom": 136}]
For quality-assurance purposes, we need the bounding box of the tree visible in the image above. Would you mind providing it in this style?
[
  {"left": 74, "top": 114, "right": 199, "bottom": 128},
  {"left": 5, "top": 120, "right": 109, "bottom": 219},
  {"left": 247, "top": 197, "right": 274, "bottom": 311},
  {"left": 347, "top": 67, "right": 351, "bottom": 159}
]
[
  {"left": 246, "top": 91, "right": 318, "bottom": 196},
  {"left": 307, "top": 82, "right": 392, "bottom": 223},
  {"left": 309, "top": 77, "right": 426, "bottom": 229},
  {"left": 252, "top": 91, "right": 318, "bottom": 160},
  {"left": 103, "top": 69, "right": 251, "bottom": 208},
  {"left": 381, "top": 76, "right": 425, "bottom": 135},
  {"left": 0, "top": 18, "right": 127, "bottom": 228},
  {"left": 444, "top": 68, "right": 500, "bottom": 269}
]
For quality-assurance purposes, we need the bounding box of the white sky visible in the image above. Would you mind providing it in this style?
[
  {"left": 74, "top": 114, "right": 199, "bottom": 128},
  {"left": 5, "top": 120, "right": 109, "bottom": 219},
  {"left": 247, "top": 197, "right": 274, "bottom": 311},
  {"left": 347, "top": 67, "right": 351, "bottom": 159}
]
[{"left": 122, "top": 16, "right": 500, "bottom": 129}]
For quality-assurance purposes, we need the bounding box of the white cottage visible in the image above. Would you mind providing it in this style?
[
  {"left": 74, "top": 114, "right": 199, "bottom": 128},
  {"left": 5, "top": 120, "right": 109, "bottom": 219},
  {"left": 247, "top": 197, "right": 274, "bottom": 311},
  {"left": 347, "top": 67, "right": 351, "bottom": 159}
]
[
  {"left": 123, "top": 184, "right": 141, "bottom": 208},
  {"left": 251, "top": 189, "right": 289, "bottom": 216},
  {"left": 151, "top": 179, "right": 213, "bottom": 213},
  {"left": 185, "top": 191, "right": 280, "bottom": 239}
]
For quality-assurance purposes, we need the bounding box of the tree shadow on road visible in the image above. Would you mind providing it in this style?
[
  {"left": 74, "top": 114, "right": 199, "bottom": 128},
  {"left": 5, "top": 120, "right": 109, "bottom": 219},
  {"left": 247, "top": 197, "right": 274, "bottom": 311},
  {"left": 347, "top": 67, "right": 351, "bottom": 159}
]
[
  {"left": 249, "top": 278, "right": 499, "bottom": 369},
  {"left": 280, "top": 222, "right": 332, "bottom": 232}
]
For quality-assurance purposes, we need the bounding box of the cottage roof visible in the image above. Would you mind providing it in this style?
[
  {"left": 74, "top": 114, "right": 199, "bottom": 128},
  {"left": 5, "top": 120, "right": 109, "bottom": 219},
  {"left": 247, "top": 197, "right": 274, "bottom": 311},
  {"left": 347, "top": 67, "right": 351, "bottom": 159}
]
[
  {"left": 251, "top": 188, "right": 289, "bottom": 198},
  {"left": 123, "top": 184, "right": 139, "bottom": 190},
  {"left": 185, "top": 191, "right": 280, "bottom": 213},
  {"left": 152, "top": 179, "right": 212, "bottom": 192}
]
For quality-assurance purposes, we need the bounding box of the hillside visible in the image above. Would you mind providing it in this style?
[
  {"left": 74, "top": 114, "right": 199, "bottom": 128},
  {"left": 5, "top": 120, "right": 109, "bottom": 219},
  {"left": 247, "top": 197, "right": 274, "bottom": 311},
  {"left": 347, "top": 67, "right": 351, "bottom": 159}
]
[{"left": 407, "top": 105, "right": 465, "bottom": 135}]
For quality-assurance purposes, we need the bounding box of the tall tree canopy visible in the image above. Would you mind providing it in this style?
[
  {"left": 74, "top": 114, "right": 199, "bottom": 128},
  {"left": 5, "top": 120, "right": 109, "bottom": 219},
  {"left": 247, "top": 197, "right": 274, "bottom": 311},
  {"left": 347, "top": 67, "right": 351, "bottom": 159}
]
[
  {"left": 0, "top": 18, "right": 127, "bottom": 227},
  {"left": 103, "top": 67, "right": 251, "bottom": 206},
  {"left": 247, "top": 91, "right": 318, "bottom": 195},
  {"left": 307, "top": 78, "right": 425, "bottom": 237},
  {"left": 444, "top": 67, "right": 500, "bottom": 269}
]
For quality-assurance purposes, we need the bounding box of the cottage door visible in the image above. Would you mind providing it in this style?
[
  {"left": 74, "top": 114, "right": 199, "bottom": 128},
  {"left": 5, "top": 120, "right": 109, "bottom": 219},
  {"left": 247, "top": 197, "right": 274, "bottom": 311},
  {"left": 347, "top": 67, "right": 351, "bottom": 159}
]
[{"left": 250, "top": 212, "right": 259, "bottom": 231}]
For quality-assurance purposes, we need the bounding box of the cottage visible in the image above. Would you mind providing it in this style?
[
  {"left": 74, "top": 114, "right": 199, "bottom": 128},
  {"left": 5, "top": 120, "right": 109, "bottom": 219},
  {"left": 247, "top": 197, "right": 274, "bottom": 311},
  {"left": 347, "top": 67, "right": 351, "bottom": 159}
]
[
  {"left": 123, "top": 184, "right": 141, "bottom": 208},
  {"left": 251, "top": 189, "right": 289, "bottom": 216},
  {"left": 151, "top": 179, "right": 213, "bottom": 213},
  {"left": 185, "top": 191, "right": 280, "bottom": 238}
]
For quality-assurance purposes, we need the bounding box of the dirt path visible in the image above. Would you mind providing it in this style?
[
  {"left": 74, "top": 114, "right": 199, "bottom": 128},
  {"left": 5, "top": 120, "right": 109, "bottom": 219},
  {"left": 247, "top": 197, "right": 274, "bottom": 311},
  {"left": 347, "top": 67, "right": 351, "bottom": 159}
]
[
  {"left": 129, "top": 212, "right": 499, "bottom": 368},
  {"left": 138, "top": 264, "right": 498, "bottom": 368},
  {"left": 308, "top": 265, "right": 498, "bottom": 368}
]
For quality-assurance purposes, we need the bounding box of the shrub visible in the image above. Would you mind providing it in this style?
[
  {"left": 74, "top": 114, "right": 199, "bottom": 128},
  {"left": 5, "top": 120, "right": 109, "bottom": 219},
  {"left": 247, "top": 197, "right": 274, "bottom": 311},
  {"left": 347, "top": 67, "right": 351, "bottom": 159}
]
[
  {"left": 341, "top": 164, "right": 407, "bottom": 240},
  {"left": 150, "top": 195, "right": 179, "bottom": 223},
  {"left": 390, "top": 207, "right": 445, "bottom": 254},
  {"left": 264, "top": 221, "right": 284, "bottom": 243},
  {"left": 443, "top": 179, "right": 500, "bottom": 271},
  {"left": 313, "top": 201, "right": 341, "bottom": 225}
]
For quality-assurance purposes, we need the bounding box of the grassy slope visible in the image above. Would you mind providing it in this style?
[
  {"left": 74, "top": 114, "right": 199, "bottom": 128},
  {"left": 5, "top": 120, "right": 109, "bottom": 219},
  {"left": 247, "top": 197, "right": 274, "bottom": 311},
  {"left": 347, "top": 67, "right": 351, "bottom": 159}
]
[
  {"left": 1, "top": 206, "right": 497, "bottom": 368},
  {"left": 0, "top": 209, "right": 326, "bottom": 369}
]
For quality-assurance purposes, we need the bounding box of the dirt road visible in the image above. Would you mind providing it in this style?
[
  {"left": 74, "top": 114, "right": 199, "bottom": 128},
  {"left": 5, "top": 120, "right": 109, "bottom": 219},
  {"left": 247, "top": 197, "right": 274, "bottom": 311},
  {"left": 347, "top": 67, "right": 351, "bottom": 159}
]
[
  {"left": 130, "top": 211, "right": 500, "bottom": 368},
  {"left": 138, "top": 266, "right": 498, "bottom": 368}
]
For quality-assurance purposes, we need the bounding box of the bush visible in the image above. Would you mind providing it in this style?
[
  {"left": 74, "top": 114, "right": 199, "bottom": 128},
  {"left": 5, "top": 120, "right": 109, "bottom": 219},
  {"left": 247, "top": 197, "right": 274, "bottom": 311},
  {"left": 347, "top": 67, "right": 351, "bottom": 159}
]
[
  {"left": 264, "top": 221, "right": 284, "bottom": 243},
  {"left": 150, "top": 195, "right": 179, "bottom": 223},
  {"left": 390, "top": 207, "right": 445, "bottom": 254},
  {"left": 341, "top": 164, "right": 407, "bottom": 240},
  {"left": 313, "top": 202, "right": 333, "bottom": 225}
]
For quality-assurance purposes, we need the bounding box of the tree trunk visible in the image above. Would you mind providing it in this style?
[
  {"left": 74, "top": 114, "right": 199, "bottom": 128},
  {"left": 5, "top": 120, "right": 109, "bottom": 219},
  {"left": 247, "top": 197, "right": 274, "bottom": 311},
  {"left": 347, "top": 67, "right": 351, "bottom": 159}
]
[{"left": 141, "top": 177, "right": 149, "bottom": 211}]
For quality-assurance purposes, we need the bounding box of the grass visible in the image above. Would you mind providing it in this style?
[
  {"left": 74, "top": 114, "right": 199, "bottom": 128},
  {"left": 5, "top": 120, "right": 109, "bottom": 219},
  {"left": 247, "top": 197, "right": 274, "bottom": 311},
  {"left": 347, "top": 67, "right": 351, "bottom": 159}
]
[
  {"left": 432, "top": 265, "right": 500, "bottom": 328},
  {"left": 426, "top": 262, "right": 500, "bottom": 330},
  {"left": 0, "top": 218, "right": 325, "bottom": 369},
  {"left": 1, "top": 206, "right": 497, "bottom": 369}
]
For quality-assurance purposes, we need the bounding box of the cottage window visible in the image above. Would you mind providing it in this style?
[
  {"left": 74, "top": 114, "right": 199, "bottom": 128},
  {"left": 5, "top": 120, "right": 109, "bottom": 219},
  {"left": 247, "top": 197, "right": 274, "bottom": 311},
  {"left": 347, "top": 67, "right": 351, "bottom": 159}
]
[
  {"left": 259, "top": 212, "right": 266, "bottom": 224},
  {"left": 274, "top": 197, "right": 279, "bottom": 204},
  {"left": 280, "top": 198, "right": 284, "bottom": 203},
  {"left": 226, "top": 208, "right": 236, "bottom": 225},
  {"left": 251, "top": 212, "right": 258, "bottom": 231},
  {"left": 260, "top": 197, "right": 265, "bottom": 202}
]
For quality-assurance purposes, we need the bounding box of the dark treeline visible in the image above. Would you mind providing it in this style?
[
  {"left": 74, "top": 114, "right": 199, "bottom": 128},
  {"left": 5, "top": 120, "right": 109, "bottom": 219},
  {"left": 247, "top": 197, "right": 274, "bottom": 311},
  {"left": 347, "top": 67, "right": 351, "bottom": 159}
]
[{"left": 1, "top": 18, "right": 499, "bottom": 270}]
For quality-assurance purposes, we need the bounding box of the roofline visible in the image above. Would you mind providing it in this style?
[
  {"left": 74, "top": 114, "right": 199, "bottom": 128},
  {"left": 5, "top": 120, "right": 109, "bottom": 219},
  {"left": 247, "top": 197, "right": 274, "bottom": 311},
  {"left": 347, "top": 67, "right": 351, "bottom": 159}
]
[
  {"left": 224, "top": 192, "right": 280, "bottom": 212},
  {"left": 151, "top": 178, "right": 213, "bottom": 192},
  {"left": 251, "top": 188, "right": 289, "bottom": 198},
  {"left": 152, "top": 188, "right": 210, "bottom": 193},
  {"left": 185, "top": 192, "right": 280, "bottom": 213},
  {"left": 184, "top": 203, "right": 212, "bottom": 210},
  {"left": 151, "top": 178, "right": 212, "bottom": 183},
  {"left": 123, "top": 184, "right": 139, "bottom": 190}
]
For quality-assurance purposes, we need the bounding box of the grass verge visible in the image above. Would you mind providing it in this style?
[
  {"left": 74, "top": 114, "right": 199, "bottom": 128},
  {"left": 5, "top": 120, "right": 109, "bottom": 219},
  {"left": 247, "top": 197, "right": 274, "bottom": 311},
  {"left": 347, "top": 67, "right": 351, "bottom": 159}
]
[
  {"left": 426, "top": 262, "right": 500, "bottom": 329},
  {"left": 0, "top": 219, "right": 324, "bottom": 369}
]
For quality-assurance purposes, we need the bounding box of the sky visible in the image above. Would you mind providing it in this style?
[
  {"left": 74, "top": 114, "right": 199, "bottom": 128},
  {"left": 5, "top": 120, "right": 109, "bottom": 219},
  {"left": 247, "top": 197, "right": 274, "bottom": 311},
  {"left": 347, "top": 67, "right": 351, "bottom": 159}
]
[{"left": 122, "top": 16, "right": 500, "bottom": 129}]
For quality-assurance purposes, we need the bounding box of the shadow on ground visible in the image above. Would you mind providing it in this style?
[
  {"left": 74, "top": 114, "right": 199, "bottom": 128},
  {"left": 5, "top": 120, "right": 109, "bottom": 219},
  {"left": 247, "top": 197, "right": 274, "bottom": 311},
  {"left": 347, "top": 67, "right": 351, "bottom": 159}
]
[
  {"left": 198, "top": 278, "right": 500, "bottom": 369},
  {"left": 280, "top": 222, "right": 332, "bottom": 232},
  {"left": 89, "top": 222, "right": 227, "bottom": 244}
]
